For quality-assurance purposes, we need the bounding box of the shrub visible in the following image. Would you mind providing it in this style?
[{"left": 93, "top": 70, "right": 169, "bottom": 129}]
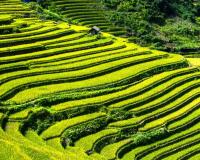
[
  {"left": 108, "top": 109, "right": 133, "bottom": 122},
  {"left": 19, "top": 108, "right": 54, "bottom": 134},
  {"left": 132, "top": 128, "right": 167, "bottom": 146},
  {"left": 26, "top": 2, "right": 66, "bottom": 22},
  {"left": 61, "top": 117, "right": 108, "bottom": 147}
]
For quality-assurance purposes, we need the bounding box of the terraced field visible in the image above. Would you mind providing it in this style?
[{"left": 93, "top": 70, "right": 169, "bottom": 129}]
[
  {"left": 50, "top": 0, "right": 127, "bottom": 36},
  {"left": 0, "top": 0, "right": 200, "bottom": 160}
]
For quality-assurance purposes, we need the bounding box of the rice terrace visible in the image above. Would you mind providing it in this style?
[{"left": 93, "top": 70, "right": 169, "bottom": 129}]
[{"left": 0, "top": 0, "right": 200, "bottom": 159}]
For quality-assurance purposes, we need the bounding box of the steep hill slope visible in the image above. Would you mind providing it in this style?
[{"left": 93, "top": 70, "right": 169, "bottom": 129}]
[
  {"left": 96, "top": 0, "right": 200, "bottom": 55},
  {"left": 0, "top": 0, "right": 200, "bottom": 160},
  {"left": 33, "top": 0, "right": 200, "bottom": 55},
  {"left": 40, "top": 0, "right": 127, "bottom": 36}
]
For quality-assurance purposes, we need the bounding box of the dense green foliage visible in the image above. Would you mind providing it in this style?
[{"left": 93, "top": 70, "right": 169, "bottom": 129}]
[
  {"left": 29, "top": 0, "right": 200, "bottom": 53},
  {"left": 26, "top": 2, "right": 66, "bottom": 21},
  {"left": 101, "top": 0, "right": 196, "bottom": 20},
  {"left": 132, "top": 128, "right": 167, "bottom": 145},
  {"left": 100, "top": 0, "right": 200, "bottom": 53}
]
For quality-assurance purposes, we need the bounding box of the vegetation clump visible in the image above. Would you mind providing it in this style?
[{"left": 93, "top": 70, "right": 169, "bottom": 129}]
[
  {"left": 26, "top": 1, "right": 66, "bottom": 22},
  {"left": 100, "top": 0, "right": 200, "bottom": 53},
  {"left": 132, "top": 128, "right": 167, "bottom": 145}
]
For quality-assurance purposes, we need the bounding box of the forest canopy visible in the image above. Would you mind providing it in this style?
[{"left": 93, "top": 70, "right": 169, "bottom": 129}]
[
  {"left": 100, "top": 0, "right": 200, "bottom": 52},
  {"left": 101, "top": 0, "right": 196, "bottom": 21}
]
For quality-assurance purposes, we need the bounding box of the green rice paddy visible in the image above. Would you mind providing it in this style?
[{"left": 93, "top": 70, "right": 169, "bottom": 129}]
[{"left": 0, "top": 0, "right": 199, "bottom": 160}]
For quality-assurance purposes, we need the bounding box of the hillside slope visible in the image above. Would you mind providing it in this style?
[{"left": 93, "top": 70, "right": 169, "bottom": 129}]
[
  {"left": 39, "top": 0, "right": 127, "bottom": 37},
  {"left": 34, "top": 0, "right": 200, "bottom": 55},
  {"left": 0, "top": 0, "right": 200, "bottom": 160},
  {"left": 96, "top": 0, "right": 200, "bottom": 55}
]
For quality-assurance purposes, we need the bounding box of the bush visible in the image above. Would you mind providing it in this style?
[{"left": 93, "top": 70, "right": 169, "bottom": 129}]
[
  {"left": 61, "top": 117, "right": 108, "bottom": 147},
  {"left": 132, "top": 128, "right": 167, "bottom": 146},
  {"left": 19, "top": 108, "right": 54, "bottom": 134},
  {"left": 26, "top": 2, "right": 66, "bottom": 22},
  {"left": 108, "top": 109, "right": 133, "bottom": 122},
  {"left": 161, "top": 19, "right": 200, "bottom": 36}
]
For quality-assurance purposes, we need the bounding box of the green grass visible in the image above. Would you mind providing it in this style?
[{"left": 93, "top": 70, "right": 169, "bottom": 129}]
[
  {"left": 0, "top": 50, "right": 147, "bottom": 85},
  {"left": 0, "top": 41, "right": 127, "bottom": 74},
  {"left": 46, "top": 35, "right": 99, "bottom": 49},
  {"left": 0, "top": 36, "right": 113, "bottom": 63},
  {"left": 162, "top": 143, "right": 200, "bottom": 160},
  {"left": 0, "top": 28, "right": 74, "bottom": 48},
  {"left": 46, "top": 138, "right": 64, "bottom": 151},
  {"left": 75, "top": 129, "right": 119, "bottom": 152},
  {"left": 5, "top": 52, "right": 169, "bottom": 103},
  {"left": 167, "top": 105, "right": 200, "bottom": 131},
  {"left": 100, "top": 138, "right": 133, "bottom": 160},
  {"left": 19, "top": 24, "right": 43, "bottom": 33},
  {"left": 142, "top": 95, "right": 200, "bottom": 131},
  {"left": 110, "top": 71, "right": 200, "bottom": 110},
  {"left": 189, "top": 153, "right": 200, "bottom": 160},
  {"left": 9, "top": 108, "right": 32, "bottom": 119},
  {"left": 45, "top": 56, "right": 186, "bottom": 110},
  {"left": 0, "top": 26, "right": 58, "bottom": 39},
  {"left": 0, "top": 139, "right": 31, "bottom": 160},
  {"left": 0, "top": 14, "right": 13, "bottom": 25},
  {"left": 121, "top": 122, "right": 200, "bottom": 160},
  {"left": 89, "top": 153, "right": 107, "bottom": 160},
  {"left": 150, "top": 133, "right": 200, "bottom": 160},
  {"left": 187, "top": 58, "right": 200, "bottom": 66},
  {"left": 130, "top": 73, "right": 200, "bottom": 115},
  {"left": 0, "top": 1, "right": 199, "bottom": 159},
  {"left": 0, "top": 42, "right": 45, "bottom": 56},
  {"left": 40, "top": 112, "right": 106, "bottom": 140},
  {"left": 109, "top": 80, "right": 200, "bottom": 128},
  {"left": 28, "top": 42, "right": 131, "bottom": 68},
  {"left": 0, "top": 122, "right": 81, "bottom": 160}
]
